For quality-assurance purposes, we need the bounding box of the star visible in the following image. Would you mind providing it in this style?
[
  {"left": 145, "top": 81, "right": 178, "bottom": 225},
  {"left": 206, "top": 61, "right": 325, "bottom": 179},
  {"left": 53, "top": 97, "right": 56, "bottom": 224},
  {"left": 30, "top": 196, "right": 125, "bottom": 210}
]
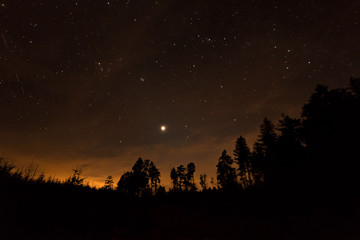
[{"left": 160, "top": 125, "right": 166, "bottom": 132}]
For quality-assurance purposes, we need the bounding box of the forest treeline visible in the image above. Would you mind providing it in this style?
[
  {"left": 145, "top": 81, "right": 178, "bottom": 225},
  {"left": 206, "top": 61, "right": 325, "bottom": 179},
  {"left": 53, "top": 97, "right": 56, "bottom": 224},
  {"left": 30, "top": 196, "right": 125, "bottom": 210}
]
[{"left": 1, "top": 78, "right": 360, "bottom": 197}]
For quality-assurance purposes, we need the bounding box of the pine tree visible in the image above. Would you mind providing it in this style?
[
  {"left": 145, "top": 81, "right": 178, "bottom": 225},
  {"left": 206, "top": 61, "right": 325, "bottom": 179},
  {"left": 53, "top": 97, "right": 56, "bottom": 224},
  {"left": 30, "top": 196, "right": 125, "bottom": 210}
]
[
  {"left": 148, "top": 161, "right": 160, "bottom": 194},
  {"left": 170, "top": 162, "right": 197, "bottom": 191},
  {"left": 103, "top": 175, "right": 114, "bottom": 190},
  {"left": 170, "top": 167, "right": 178, "bottom": 190},
  {"left": 216, "top": 150, "right": 236, "bottom": 190},
  {"left": 252, "top": 118, "right": 277, "bottom": 184},
  {"left": 176, "top": 165, "right": 186, "bottom": 190},
  {"left": 234, "top": 136, "right": 252, "bottom": 188},
  {"left": 186, "top": 162, "right": 196, "bottom": 191},
  {"left": 117, "top": 171, "right": 135, "bottom": 195},
  {"left": 274, "top": 115, "right": 305, "bottom": 186},
  {"left": 199, "top": 174, "right": 207, "bottom": 191},
  {"left": 131, "top": 158, "right": 149, "bottom": 196}
]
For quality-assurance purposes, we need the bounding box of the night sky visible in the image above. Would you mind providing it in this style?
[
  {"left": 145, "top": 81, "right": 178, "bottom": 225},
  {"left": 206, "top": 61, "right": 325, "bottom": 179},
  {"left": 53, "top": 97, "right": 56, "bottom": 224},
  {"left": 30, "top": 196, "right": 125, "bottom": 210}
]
[{"left": 1, "top": 0, "right": 359, "bottom": 187}]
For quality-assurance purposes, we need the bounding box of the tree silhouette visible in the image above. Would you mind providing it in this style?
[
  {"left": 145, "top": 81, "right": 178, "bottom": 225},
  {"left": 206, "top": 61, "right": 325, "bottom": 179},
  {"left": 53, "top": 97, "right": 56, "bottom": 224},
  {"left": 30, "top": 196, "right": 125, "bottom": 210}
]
[
  {"left": 199, "top": 174, "right": 207, "bottom": 191},
  {"left": 301, "top": 80, "right": 360, "bottom": 191},
  {"left": 117, "top": 171, "right": 136, "bottom": 195},
  {"left": 233, "top": 136, "right": 252, "bottom": 188},
  {"left": 103, "top": 175, "right": 114, "bottom": 190},
  {"left": 131, "top": 158, "right": 150, "bottom": 196},
  {"left": 66, "top": 168, "right": 86, "bottom": 186},
  {"left": 116, "top": 158, "right": 161, "bottom": 196},
  {"left": 210, "top": 177, "right": 215, "bottom": 190},
  {"left": 274, "top": 114, "right": 305, "bottom": 186},
  {"left": 216, "top": 150, "right": 237, "bottom": 190},
  {"left": 186, "top": 162, "right": 196, "bottom": 191},
  {"left": 170, "top": 162, "right": 197, "bottom": 191},
  {"left": 0, "top": 156, "right": 14, "bottom": 178},
  {"left": 170, "top": 167, "right": 179, "bottom": 190},
  {"left": 36, "top": 172, "right": 45, "bottom": 183},
  {"left": 252, "top": 118, "right": 277, "bottom": 184},
  {"left": 148, "top": 161, "right": 160, "bottom": 194},
  {"left": 177, "top": 164, "right": 186, "bottom": 190}
]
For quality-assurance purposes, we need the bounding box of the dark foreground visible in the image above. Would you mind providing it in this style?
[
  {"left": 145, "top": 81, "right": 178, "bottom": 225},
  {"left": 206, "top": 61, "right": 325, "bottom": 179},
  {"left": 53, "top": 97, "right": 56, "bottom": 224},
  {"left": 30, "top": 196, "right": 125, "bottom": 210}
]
[{"left": 1, "top": 184, "right": 359, "bottom": 240}]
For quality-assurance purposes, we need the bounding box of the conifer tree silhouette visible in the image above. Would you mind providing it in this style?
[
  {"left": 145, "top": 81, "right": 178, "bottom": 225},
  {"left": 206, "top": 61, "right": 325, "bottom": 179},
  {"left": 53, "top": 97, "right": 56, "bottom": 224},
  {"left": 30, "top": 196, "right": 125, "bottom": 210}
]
[
  {"left": 216, "top": 150, "right": 236, "bottom": 190},
  {"left": 66, "top": 168, "right": 86, "bottom": 186},
  {"left": 234, "top": 136, "right": 252, "bottom": 188},
  {"left": 186, "top": 162, "right": 196, "bottom": 191},
  {"left": 301, "top": 79, "right": 360, "bottom": 191},
  {"left": 199, "top": 174, "right": 207, "bottom": 191},
  {"left": 170, "top": 162, "right": 197, "bottom": 191},
  {"left": 103, "top": 175, "right": 114, "bottom": 190},
  {"left": 148, "top": 161, "right": 160, "bottom": 194},
  {"left": 252, "top": 118, "right": 277, "bottom": 184},
  {"left": 170, "top": 167, "right": 179, "bottom": 190},
  {"left": 274, "top": 115, "right": 305, "bottom": 186}
]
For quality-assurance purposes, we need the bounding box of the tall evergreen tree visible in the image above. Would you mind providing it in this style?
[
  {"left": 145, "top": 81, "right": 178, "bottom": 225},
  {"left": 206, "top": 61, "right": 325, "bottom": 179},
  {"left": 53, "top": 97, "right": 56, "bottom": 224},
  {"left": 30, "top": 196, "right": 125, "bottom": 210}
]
[
  {"left": 272, "top": 115, "right": 305, "bottom": 186},
  {"left": 117, "top": 171, "right": 135, "bottom": 195},
  {"left": 176, "top": 165, "right": 186, "bottom": 190},
  {"left": 199, "top": 174, "right": 207, "bottom": 191},
  {"left": 170, "top": 162, "right": 197, "bottom": 191},
  {"left": 170, "top": 167, "right": 178, "bottom": 190},
  {"left": 186, "top": 162, "right": 196, "bottom": 191},
  {"left": 253, "top": 118, "right": 277, "bottom": 159},
  {"left": 216, "top": 150, "right": 236, "bottom": 190},
  {"left": 252, "top": 118, "right": 277, "bottom": 184},
  {"left": 116, "top": 158, "right": 160, "bottom": 197},
  {"left": 277, "top": 115, "right": 304, "bottom": 165},
  {"left": 131, "top": 158, "right": 149, "bottom": 196},
  {"left": 148, "top": 161, "right": 160, "bottom": 194},
  {"left": 233, "top": 136, "right": 252, "bottom": 188}
]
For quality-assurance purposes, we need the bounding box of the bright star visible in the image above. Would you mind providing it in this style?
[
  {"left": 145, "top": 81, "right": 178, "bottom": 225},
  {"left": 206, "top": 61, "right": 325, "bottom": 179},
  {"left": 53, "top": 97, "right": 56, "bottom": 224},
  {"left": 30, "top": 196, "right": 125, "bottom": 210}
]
[{"left": 160, "top": 125, "right": 166, "bottom": 132}]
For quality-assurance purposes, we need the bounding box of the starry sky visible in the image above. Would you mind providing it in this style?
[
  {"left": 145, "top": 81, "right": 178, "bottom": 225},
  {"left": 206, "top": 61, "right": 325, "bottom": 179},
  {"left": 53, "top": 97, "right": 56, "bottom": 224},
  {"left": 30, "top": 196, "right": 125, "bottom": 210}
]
[{"left": 1, "top": 0, "right": 359, "bottom": 187}]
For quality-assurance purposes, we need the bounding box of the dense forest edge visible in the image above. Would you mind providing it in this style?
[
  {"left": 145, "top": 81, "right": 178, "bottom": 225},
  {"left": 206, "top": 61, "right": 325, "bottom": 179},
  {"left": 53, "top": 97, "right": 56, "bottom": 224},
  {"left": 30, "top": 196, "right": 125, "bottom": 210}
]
[{"left": 1, "top": 78, "right": 360, "bottom": 239}]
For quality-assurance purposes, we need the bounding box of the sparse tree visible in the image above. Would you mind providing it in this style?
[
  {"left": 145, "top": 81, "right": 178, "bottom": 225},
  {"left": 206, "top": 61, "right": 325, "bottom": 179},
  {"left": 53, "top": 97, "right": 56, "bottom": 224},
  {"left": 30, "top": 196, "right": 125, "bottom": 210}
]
[
  {"left": 210, "top": 177, "right": 215, "bottom": 189},
  {"left": 66, "top": 168, "right": 86, "bottom": 186},
  {"left": 103, "top": 175, "right": 114, "bottom": 190},
  {"left": 177, "top": 164, "right": 186, "bottom": 190},
  {"left": 199, "top": 174, "right": 207, "bottom": 191},
  {"left": 0, "top": 156, "right": 14, "bottom": 178},
  {"left": 36, "top": 172, "right": 45, "bottom": 183}
]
